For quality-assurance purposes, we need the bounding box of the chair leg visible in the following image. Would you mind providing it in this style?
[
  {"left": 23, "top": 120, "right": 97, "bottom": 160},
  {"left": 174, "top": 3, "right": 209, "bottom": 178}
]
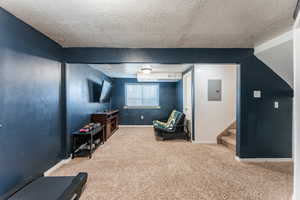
[{"left": 161, "top": 132, "right": 165, "bottom": 141}]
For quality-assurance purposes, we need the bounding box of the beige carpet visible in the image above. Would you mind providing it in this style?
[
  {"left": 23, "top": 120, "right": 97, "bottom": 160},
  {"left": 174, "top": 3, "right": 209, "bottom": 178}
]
[{"left": 52, "top": 127, "right": 293, "bottom": 200}]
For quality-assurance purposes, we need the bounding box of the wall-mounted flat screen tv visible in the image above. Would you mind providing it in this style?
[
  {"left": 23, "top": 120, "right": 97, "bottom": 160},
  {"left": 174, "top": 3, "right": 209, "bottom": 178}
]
[
  {"left": 88, "top": 80, "right": 102, "bottom": 103},
  {"left": 100, "top": 80, "right": 112, "bottom": 103}
]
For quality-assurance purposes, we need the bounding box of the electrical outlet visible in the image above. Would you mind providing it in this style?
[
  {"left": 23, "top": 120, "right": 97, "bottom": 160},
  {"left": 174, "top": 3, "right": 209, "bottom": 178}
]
[
  {"left": 274, "top": 101, "right": 279, "bottom": 109},
  {"left": 140, "top": 115, "right": 144, "bottom": 120}
]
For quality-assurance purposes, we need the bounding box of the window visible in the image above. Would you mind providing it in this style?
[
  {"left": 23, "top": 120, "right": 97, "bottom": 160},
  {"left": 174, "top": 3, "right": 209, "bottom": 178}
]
[{"left": 125, "top": 83, "right": 160, "bottom": 108}]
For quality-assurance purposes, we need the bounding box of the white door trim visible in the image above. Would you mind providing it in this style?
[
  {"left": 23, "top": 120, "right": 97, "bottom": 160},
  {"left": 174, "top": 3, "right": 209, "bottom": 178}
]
[{"left": 183, "top": 70, "right": 193, "bottom": 141}]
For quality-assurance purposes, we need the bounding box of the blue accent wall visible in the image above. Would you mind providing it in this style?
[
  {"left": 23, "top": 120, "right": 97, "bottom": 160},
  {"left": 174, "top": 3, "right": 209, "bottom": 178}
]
[
  {"left": 176, "top": 80, "right": 183, "bottom": 112},
  {"left": 238, "top": 56, "right": 293, "bottom": 158},
  {"left": 66, "top": 64, "right": 111, "bottom": 152},
  {"left": 111, "top": 78, "right": 178, "bottom": 125},
  {"left": 63, "top": 48, "right": 253, "bottom": 64},
  {"left": 0, "top": 8, "right": 63, "bottom": 196}
]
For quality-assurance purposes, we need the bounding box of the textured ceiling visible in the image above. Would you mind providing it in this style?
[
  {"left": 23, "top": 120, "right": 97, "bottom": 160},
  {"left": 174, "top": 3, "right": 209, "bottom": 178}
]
[
  {"left": 0, "top": 0, "right": 297, "bottom": 48},
  {"left": 90, "top": 64, "right": 192, "bottom": 78}
]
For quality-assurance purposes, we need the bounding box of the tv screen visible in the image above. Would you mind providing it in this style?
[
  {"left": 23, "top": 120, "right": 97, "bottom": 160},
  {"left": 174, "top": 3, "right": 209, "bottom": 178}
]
[
  {"left": 100, "top": 80, "right": 112, "bottom": 103},
  {"left": 88, "top": 80, "right": 102, "bottom": 103}
]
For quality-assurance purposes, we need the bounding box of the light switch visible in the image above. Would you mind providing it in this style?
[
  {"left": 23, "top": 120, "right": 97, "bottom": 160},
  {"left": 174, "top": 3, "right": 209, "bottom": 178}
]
[
  {"left": 253, "top": 90, "right": 261, "bottom": 98},
  {"left": 274, "top": 101, "right": 279, "bottom": 109}
]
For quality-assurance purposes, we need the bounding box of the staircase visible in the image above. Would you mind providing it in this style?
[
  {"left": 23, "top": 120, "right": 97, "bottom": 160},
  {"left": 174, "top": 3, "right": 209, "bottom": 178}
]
[{"left": 217, "top": 122, "right": 236, "bottom": 151}]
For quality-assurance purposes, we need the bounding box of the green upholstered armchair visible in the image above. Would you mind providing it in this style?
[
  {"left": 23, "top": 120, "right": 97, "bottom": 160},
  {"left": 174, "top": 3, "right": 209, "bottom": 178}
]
[{"left": 153, "top": 110, "right": 188, "bottom": 140}]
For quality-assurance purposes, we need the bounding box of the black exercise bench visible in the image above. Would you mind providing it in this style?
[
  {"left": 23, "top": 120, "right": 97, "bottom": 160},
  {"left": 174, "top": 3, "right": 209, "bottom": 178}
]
[{"left": 1, "top": 172, "right": 88, "bottom": 200}]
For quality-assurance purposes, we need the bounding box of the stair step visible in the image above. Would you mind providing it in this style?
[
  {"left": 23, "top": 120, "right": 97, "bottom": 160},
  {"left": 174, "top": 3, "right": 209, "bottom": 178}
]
[
  {"left": 232, "top": 123, "right": 237, "bottom": 129},
  {"left": 221, "top": 136, "right": 236, "bottom": 146},
  {"left": 220, "top": 136, "right": 236, "bottom": 151},
  {"left": 228, "top": 129, "right": 236, "bottom": 135},
  {"left": 229, "top": 134, "right": 236, "bottom": 139}
]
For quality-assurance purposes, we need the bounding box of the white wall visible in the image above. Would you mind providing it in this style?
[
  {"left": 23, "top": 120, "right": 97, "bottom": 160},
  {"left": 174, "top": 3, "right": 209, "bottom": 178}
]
[
  {"left": 194, "top": 64, "right": 237, "bottom": 143},
  {"left": 293, "top": 16, "right": 300, "bottom": 200},
  {"left": 255, "top": 31, "right": 293, "bottom": 88}
]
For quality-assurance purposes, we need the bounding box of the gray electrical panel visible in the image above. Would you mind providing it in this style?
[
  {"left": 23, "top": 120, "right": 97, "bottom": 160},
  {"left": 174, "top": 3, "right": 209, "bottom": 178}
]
[{"left": 208, "top": 79, "right": 222, "bottom": 101}]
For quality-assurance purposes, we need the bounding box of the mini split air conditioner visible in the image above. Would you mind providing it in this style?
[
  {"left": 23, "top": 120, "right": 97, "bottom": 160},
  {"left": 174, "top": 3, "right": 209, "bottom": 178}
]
[{"left": 137, "top": 72, "right": 182, "bottom": 82}]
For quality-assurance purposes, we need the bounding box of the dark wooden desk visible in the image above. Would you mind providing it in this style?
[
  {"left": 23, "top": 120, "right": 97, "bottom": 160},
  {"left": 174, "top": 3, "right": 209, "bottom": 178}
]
[
  {"left": 72, "top": 125, "right": 104, "bottom": 159},
  {"left": 91, "top": 110, "right": 119, "bottom": 141}
]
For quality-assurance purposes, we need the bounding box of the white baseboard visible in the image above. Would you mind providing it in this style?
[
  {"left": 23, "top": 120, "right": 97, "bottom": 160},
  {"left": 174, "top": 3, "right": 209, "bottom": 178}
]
[
  {"left": 44, "top": 157, "right": 72, "bottom": 176},
  {"left": 192, "top": 140, "right": 217, "bottom": 144},
  {"left": 119, "top": 125, "right": 153, "bottom": 128},
  {"left": 235, "top": 156, "right": 293, "bottom": 162},
  {"left": 292, "top": 194, "right": 299, "bottom": 200}
]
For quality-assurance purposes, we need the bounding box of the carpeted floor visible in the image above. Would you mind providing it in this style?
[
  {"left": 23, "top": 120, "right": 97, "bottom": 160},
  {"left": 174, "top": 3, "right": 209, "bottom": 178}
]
[{"left": 52, "top": 127, "right": 293, "bottom": 200}]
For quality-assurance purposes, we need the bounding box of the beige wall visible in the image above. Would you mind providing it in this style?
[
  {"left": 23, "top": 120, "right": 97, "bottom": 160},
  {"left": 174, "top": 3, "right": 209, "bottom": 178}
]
[{"left": 194, "top": 64, "right": 237, "bottom": 143}]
